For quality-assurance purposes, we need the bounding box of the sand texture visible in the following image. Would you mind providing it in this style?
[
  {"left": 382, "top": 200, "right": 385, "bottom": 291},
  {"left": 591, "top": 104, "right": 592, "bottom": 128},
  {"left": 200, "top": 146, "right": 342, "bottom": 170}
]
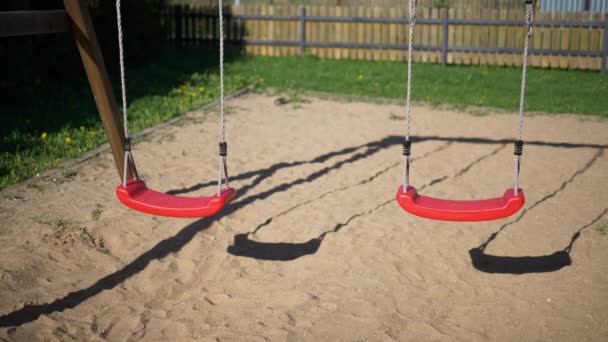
[{"left": 1, "top": 93, "right": 607, "bottom": 341}]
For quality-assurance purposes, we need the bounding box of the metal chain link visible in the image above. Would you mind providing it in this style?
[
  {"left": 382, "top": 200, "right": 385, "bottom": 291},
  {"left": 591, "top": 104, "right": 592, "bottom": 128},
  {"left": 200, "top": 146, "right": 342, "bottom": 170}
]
[
  {"left": 514, "top": 1, "right": 535, "bottom": 195},
  {"left": 403, "top": 0, "right": 417, "bottom": 189},
  {"left": 116, "top": 0, "right": 139, "bottom": 187},
  {"left": 217, "top": 0, "right": 229, "bottom": 195}
]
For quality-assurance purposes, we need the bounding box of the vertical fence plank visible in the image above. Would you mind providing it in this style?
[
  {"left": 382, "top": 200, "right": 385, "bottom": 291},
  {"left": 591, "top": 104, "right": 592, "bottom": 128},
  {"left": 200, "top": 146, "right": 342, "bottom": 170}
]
[
  {"left": 478, "top": 7, "right": 488, "bottom": 66},
  {"left": 571, "top": 12, "right": 582, "bottom": 70},
  {"left": 580, "top": 12, "right": 590, "bottom": 70},
  {"left": 428, "top": 7, "right": 436, "bottom": 63},
  {"left": 399, "top": 5, "right": 406, "bottom": 62},
  {"left": 539, "top": 12, "right": 550, "bottom": 68},
  {"left": 357, "top": 6, "right": 365, "bottom": 60},
  {"left": 309, "top": 5, "right": 317, "bottom": 57},
  {"left": 261, "top": 5, "right": 268, "bottom": 56},
  {"left": 290, "top": 5, "right": 297, "bottom": 56},
  {"left": 551, "top": 12, "right": 561, "bottom": 68},
  {"left": 463, "top": 7, "right": 472, "bottom": 65},
  {"left": 343, "top": 6, "right": 351, "bottom": 59},
  {"left": 335, "top": 6, "right": 343, "bottom": 59},
  {"left": 277, "top": 5, "right": 284, "bottom": 56},
  {"left": 318, "top": 6, "right": 326, "bottom": 59},
  {"left": 472, "top": 5, "right": 481, "bottom": 65},
  {"left": 328, "top": 6, "right": 336, "bottom": 59},
  {"left": 505, "top": 8, "right": 519, "bottom": 66},
  {"left": 498, "top": 8, "right": 508, "bottom": 67},
  {"left": 347, "top": 6, "right": 356, "bottom": 60},
  {"left": 420, "top": 7, "right": 429, "bottom": 63},
  {"left": 388, "top": 6, "right": 397, "bottom": 61},
  {"left": 455, "top": 7, "right": 464, "bottom": 65},
  {"left": 370, "top": 7, "right": 379, "bottom": 61},
  {"left": 447, "top": 7, "right": 456, "bottom": 64},
  {"left": 590, "top": 12, "right": 602, "bottom": 70},
  {"left": 365, "top": 6, "right": 373, "bottom": 61},
  {"left": 487, "top": 9, "right": 498, "bottom": 66},
  {"left": 267, "top": 5, "right": 275, "bottom": 56},
  {"left": 441, "top": 8, "right": 448, "bottom": 65},
  {"left": 602, "top": 14, "right": 608, "bottom": 73},
  {"left": 560, "top": 12, "right": 571, "bottom": 69},
  {"left": 299, "top": 7, "right": 306, "bottom": 57},
  {"left": 242, "top": 4, "right": 250, "bottom": 55}
]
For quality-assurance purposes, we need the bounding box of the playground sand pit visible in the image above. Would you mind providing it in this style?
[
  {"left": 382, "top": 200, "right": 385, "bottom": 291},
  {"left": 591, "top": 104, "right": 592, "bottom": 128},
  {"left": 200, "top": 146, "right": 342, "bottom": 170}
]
[{"left": 1, "top": 93, "right": 607, "bottom": 341}]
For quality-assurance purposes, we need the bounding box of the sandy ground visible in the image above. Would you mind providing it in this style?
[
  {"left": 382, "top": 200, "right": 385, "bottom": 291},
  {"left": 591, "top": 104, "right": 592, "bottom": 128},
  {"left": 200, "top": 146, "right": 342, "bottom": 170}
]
[{"left": 1, "top": 93, "right": 607, "bottom": 341}]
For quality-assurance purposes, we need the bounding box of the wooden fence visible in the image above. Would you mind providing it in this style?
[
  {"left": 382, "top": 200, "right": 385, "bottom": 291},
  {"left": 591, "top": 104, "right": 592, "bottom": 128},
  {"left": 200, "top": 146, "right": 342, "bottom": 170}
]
[
  {"left": 170, "top": 1, "right": 549, "bottom": 10},
  {"left": 162, "top": 4, "right": 608, "bottom": 72}
]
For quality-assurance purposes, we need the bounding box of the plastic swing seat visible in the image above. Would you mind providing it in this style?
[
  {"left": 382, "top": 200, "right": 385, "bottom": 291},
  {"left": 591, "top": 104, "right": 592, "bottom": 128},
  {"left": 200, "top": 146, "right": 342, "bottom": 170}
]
[
  {"left": 396, "top": 185, "right": 525, "bottom": 222},
  {"left": 116, "top": 179, "right": 236, "bottom": 218}
]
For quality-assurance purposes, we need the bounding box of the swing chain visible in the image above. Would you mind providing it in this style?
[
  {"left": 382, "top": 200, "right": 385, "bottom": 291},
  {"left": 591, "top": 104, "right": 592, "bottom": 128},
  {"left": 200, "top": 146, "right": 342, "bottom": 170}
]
[
  {"left": 116, "top": 0, "right": 140, "bottom": 187},
  {"left": 217, "top": 0, "right": 230, "bottom": 195},
  {"left": 403, "top": 0, "right": 417, "bottom": 190},
  {"left": 514, "top": 0, "right": 535, "bottom": 195}
]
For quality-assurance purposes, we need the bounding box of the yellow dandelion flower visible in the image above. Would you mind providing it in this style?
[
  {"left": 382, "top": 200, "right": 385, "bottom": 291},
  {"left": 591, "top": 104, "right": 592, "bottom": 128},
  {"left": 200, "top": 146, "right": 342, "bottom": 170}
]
[
  {"left": 41, "top": 132, "right": 48, "bottom": 140},
  {"left": 199, "top": 86, "right": 205, "bottom": 92},
  {"left": 357, "top": 74, "right": 364, "bottom": 81},
  {"left": 89, "top": 130, "right": 97, "bottom": 136},
  {"left": 65, "top": 137, "right": 73, "bottom": 144}
]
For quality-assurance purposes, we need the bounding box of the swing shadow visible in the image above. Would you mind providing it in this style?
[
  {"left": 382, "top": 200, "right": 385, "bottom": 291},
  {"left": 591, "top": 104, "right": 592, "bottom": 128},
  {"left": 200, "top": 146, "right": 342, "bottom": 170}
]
[
  {"left": 0, "top": 134, "right": 397, "bottom": 328},
  {"left": 0, "top": 135, "right": 605, "bottom": 328},
  {"left": 225, "top": 198, "right": 383, "bottom": 261},
  {"left": 469, "top": 208, "right": 607, "bottom": 274},
  {"left": 226, "top": 143, "right": 606, "bottom": 262},
  {"left": 468, "top": 148, "right": 606, "bottom": 274}
]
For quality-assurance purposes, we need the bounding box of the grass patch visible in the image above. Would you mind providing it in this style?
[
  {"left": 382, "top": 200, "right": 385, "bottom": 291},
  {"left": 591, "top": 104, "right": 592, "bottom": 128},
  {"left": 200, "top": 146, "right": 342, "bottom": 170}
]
[
  {"left": 33, "top": 216, "right": 80, "bottom": 230},
  {"left": 91, "top": 203, "right": 104, "bottom": 221},
  {"left": 1, "top": 48, "right": 262, "bottom": 189},
  {"left": 228, "top": 55, "right": 608, "bottom": 117},
  {"left": 62, "top": 169, "right": 79, "bottom": 179},
  {"left": 2, "top": 48, "right": 606, "bottom": 189},
  {"left": 596, "top": 222, "right": 608, "bottom": 236},
  {"left": 273, "top": 91, "right": 312, "bottom": 108}
]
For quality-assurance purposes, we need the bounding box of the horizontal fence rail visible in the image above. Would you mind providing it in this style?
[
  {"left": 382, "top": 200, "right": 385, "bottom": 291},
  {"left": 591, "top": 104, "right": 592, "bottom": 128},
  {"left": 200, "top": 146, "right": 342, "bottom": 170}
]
[{"left": 162, "top": 5, "right": 608, "bottom": 73}]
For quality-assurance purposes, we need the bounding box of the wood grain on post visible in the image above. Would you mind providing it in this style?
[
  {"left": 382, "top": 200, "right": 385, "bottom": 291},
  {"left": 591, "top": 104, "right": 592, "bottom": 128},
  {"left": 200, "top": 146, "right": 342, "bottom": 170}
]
[{"left": 64, "top": 0, "right": 129, "bottom": 182}]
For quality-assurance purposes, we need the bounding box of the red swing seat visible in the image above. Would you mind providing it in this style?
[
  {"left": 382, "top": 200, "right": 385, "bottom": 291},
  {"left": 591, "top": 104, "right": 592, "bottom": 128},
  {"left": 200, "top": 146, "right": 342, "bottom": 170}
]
[
  {"left": 396, "top": 185, "right": 525, "bottom": 222},
  {"left": 116, "top": 179, "right": 236, "bottom": 218}
]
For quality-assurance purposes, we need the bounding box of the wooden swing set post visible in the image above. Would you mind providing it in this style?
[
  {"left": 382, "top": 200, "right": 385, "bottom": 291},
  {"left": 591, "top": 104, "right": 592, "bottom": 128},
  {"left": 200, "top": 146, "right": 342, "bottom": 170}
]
[{"left": 0, "top": 0, "right": 130, "bottom": 182}]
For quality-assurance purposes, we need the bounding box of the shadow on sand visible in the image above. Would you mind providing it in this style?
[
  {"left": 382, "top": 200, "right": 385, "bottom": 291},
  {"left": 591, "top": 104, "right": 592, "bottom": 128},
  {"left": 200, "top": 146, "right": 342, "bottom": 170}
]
[{"left": 0, "top": 135, "right": 605, "bottom": 327}]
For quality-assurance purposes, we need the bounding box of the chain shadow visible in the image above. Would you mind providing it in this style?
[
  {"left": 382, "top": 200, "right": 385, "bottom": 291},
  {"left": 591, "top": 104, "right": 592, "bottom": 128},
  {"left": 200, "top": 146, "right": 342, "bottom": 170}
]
[
  {"left": 469, "top": 208, "right": 607, "bottom": 274},
  {"left": 229, "top": 144, "right": 606, "bottom": 263},
  {"left": 0, "top": 134, "right": 400, "bottom": 328},
  {"left": 469, "top": 149, "right": 606, "bottom": 274},
  {"left": 1, "top": 137, "right": 605, "bottom": 327},
  {"left": 227, "top": 144, "right": 505, "bottom": 261},
  {"left": 166, "top": 135, "right": 608, "bottom": 195}
]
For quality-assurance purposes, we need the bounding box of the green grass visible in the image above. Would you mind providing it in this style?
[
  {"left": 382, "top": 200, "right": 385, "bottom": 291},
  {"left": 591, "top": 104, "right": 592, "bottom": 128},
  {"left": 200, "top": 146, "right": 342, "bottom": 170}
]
[
  {"left": 2, "top": 48, "right": 607, "bottom": 189},
  {"left": 228, "top": 54, "right": 608, "bottom": 116},
  {"left": 1, "top": 48, "right": 262, "bottom": 189}
]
